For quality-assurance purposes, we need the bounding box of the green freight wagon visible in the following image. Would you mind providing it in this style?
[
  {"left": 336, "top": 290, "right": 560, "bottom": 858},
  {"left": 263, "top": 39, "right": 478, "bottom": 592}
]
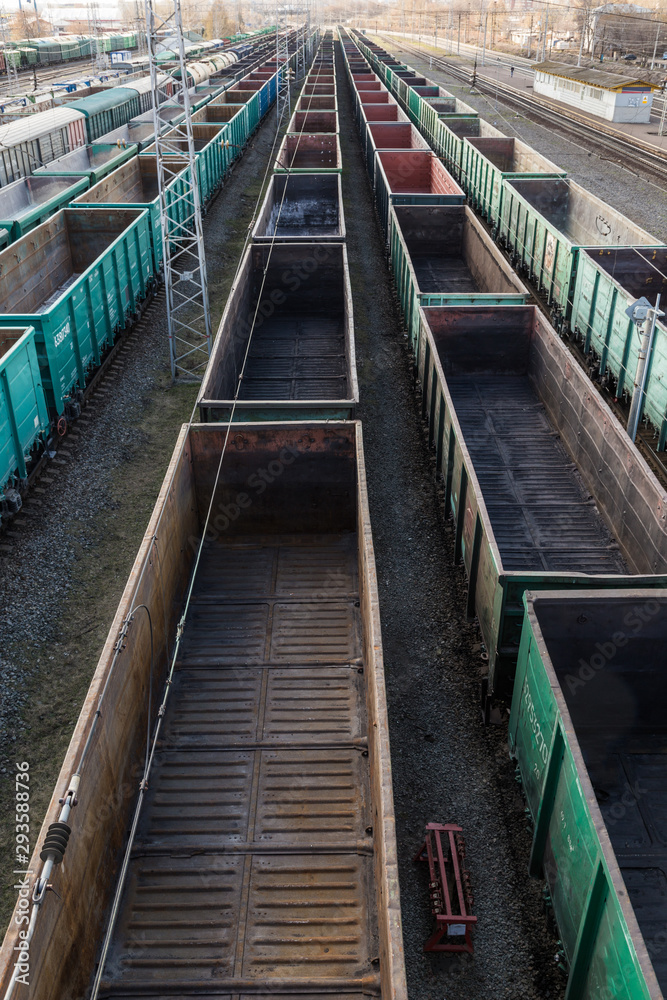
[
  {"left": 0, "top": 207, "right": 154, "bottom": 415},
  {"left": 0, "top": 174, "right": 89, "bottom": 242},
  {"left": 461, "top": 136, "right": 566, "bottom": 229},
  {"left": 499, "top": 176, "right": 661, "bottom": 317},
  {"left": 33, "top": 143, "right": 136, "bottom": 186},
  {"left": 73, "top": 156, "right": 193, "bottom": 271},
  {"left": 389, "top": 204, "right": 529, "bottom": 354},
  {"left": 569, "top": 246, "right": 667, "bottom": 449},
  {"left": 191, "top": 103, "right": 249, "bottom": 161},
  {"left": 510, "top": 590, "right": 667, "bottom": 1000},
  {"left": 67, "top": 88, "right": 142, "bottom": 141},
  {"left": 140, "top": 122, "right": 227, "bottom": 206},
  {"left": 413, "top": 303, "right": 667, "bottom": 697},
  {"left": 0, "top": 326, "right": 50, "bottom": 500}
]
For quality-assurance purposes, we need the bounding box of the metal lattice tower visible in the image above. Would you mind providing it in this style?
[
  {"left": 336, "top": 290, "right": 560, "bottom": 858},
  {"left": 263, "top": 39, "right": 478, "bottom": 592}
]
[
  {"left": 144, "top": 0, "right": 212, "bottom": 381},
  {"left": 276, "top": 4, "right": 291, "bottom": 125},
  {"left": 88, "top": 2, "right": 106, "bottom": 72}
]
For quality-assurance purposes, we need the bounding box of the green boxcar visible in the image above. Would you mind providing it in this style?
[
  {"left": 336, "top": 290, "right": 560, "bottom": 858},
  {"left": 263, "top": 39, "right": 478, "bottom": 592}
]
[
  {"left": 73, "top": 156, "right": 193, "bottom": 272},
  {"left": 570, "top": 247, "right": 667, "bottom": 448},
  {"left": 0, "top": 208, "right": 153, "bottom": 415},
  {"left": 67, "top": 89, "right": 141, "bottom": 141},
  {"left": 0, "top": 326, "right": 50, "bottom": 496},
  {"left": 388, "top": 203, "right": 529, "bottom": 354},
  {"left": 499, "top": 177, "right": 661, "bottom": 315},
  {"left": 33, "top": 143, "right": 137, "bottom": 186},
  {"left": 510, "top": 589, "right": 667, "bottom": 1000},
  {"left": 413, "top": 302, "right": 667, "bottom": 696},
  {"left": 462, "top": 136, "right": 566, "bottom": 228},
  {"left": 0, "top": 174, "right": 89, "bottom": 243}
]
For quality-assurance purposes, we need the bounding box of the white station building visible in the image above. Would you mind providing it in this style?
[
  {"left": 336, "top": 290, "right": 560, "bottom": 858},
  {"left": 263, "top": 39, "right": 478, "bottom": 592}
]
[{"left": 533, "top": 61, "right": 658, "bottom": 123}]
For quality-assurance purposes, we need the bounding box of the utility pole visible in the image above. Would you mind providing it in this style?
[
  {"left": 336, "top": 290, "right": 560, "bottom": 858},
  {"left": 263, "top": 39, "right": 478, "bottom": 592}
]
[
  {"left": 577, "top": 8, "right": 585, "bottom": 66},
  {"left": 457, "top": 13, "right": 461, "bottom": 53},
  {"left": 541, "top": 3, "right": 548, "bottom": 61},
  {"left": 650, "top": 22, "right": 660, "bottom": 69},
  {"left": 0, "top": 9, "right": 18, "bottom": 91},
  {"left": 482, "top": 8, "right": 487, "bottom": 64},
  {"left": 626, "top": 295, "right": 664, "bottom": 442},
  {"left": 145, "top": 0, "right": 212, "bottom": 381},
  {"left": 527, "top": 13, "right": 533, "bottom": 58}
]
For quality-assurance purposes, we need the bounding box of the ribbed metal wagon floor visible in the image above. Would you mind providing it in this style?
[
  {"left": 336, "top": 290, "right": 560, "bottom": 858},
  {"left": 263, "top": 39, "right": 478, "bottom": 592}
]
[
  {"left": 238, "top": 318, "right": 348, "bottom": 400},
  {"left": 447, "top": 376, "right": 628, "bottom": 573},
  {"left": 98, "top": 533, "right": 378, "bottom": 998},
  {"left": 412, "top": 257, "right": 478, "bottom": 294}
]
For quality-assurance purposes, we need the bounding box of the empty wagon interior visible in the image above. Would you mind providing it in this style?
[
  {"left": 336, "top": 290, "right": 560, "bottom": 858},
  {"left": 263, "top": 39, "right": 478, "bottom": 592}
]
[
  {"left": 203, "top": 243, "right": 350, "bottom": 404},
  {"left": 254, "top": 174, "right": 342, "bottom": 239},
  {"left": 192, "top": 103, "right": 245, "bottom": 123},
  {"left": 277, "top": 133, "right": 340, "bottom": 169},
  {"left": 468, "top": 136, "right": 563, "bottom": 174},
  {"left": 291, "top": 110, "right": 338, "bottom": 132},
  {"left": 76, "top": 157, "right": 166, "bottom": 204},
  {"left": 532, "top": 593, "right": 667, "bottom": 993},
  {"left": 393, "top": 205, "right": 524, "bottom": 294},
  {"left": 508, "top": 177, "right": 659, "bottom": 246},
  {"left": 0, "top": 327, "right": 30, "bottom": 359},
  {"left": 423, "top": 305, "right": 666, "bottom": 575},
  {"left": 38, "top": 144, "right": 128, "bottom": 172},
  {"left": 362, "top": 104, "right": 403, "bottom": 122},
  {"left": 582, "top": 247, "right": 667, "bottom": 299},
  {"left": 0, "top": 208, "right": 142, "bottom": 313},
  {"left": 0, "top": 175, "right": 82, "bottom": 217},
  {"left": 378, "top": 151, "right": 460, "bottom": 194},
  {"left": 368, "top": 122, "right": 425, "bottom": 150}
]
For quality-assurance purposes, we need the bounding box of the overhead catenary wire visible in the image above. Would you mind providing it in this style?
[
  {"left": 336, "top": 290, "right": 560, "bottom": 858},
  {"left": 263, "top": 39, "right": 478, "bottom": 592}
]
[
  {"left": 0, "top": 30, "right": 320, "bottom": 1000},
  {"left": 86, "top": 33, "right": 326, "bottom": 1000},
  {"left": 358, "top": 30, "right": 667, "bottom": 422}
]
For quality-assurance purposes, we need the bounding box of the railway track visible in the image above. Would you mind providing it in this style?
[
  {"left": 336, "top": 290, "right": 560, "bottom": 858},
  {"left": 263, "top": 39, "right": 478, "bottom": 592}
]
[{"left": 379, "top": 34, "right": 667, "bottom": 185}]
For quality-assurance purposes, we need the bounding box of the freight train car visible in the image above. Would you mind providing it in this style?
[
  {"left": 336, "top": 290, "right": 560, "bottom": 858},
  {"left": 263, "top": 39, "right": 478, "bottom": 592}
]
[
  {"left": 33, "top": 142, "right": 137, "bottom": 185},
  {"left": 0, "top": 207, "right": 154, "bottom": 417},
  {"left": 0, "top": 326, "right": 50, "bottom": 503},
  {"left": 389, "top": 203, "right": 529, "bottom": 352},
  {"left": 0, "top": 108, "right": 87, "bottom": 186},
  {"left": 0, "top": 420, "right": 408, "bottom": 1000},
  {"left": 198, "top": 244, "right": 357, "bottom": 422},
  {"left": 0, "top": 173, "right": 88, "bottom": 242},
  {"left": 66, "top": 88, "right": 142, "bottom": 141},
  {"left": 413, "top": 303, "right": 667, "bottom": 698},
  {"left": 510, "top": 590, "right": 667, "bottom": 1000}
]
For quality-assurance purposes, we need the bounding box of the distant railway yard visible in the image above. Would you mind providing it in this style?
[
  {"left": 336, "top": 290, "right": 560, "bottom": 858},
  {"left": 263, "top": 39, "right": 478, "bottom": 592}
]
[{"left": 3, "top": 23, "right": 667, "bottom": 1000}]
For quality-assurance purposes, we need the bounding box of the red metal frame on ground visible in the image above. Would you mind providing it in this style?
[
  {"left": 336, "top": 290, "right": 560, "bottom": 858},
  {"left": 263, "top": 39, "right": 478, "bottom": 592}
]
[{"left": 414, "top": 822, "right": 476, "bottom": 953}]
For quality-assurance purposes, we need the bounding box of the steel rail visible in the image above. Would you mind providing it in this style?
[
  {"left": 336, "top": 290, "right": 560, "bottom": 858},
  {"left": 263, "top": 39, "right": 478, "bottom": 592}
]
[{"left": 378, "top": 35, "right": 667, "bottom": 184}]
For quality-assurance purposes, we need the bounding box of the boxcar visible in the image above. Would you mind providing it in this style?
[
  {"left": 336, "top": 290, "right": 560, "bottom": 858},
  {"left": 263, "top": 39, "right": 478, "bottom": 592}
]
[
  {"left": 0, "top": 326, "right": 50, "bottom": 500},
  {"left": 389, "top": 204, "right": 529, "bottom": 352},
  {"left": 0, "top": 174, "right": 88, "bottom": 241},
  {"left": 499, "top": 176, "right": 661, "bottom": 317},
  {"left": 0, "top": 419, "right": 407, "bottom": 1000},
  {"left": 288, "top": 109, "right": 339, "bottom": 133},
  {"left": 0, "top": 108, "right": 87, "bottom": 186},
  {"left": 414, "top": 303, "right": 667, "bottom": 697},
  {"left": 198, "top": 243, "right": 357, "bottom": 421},
  {"left": 252, "top": 173, "right": 345, "bottom": 242},
  {"left": 67, "top": 88, "right": 142, "bottom": 141},
  {"left": 0, "top": 207, "right": 154, "bottom": 415},
  {"left": 33, "top": 142, "right": 137, "bottom": 186},
  {"left": 510, "top": 589, "right": 667, "bottom": 1000}
]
